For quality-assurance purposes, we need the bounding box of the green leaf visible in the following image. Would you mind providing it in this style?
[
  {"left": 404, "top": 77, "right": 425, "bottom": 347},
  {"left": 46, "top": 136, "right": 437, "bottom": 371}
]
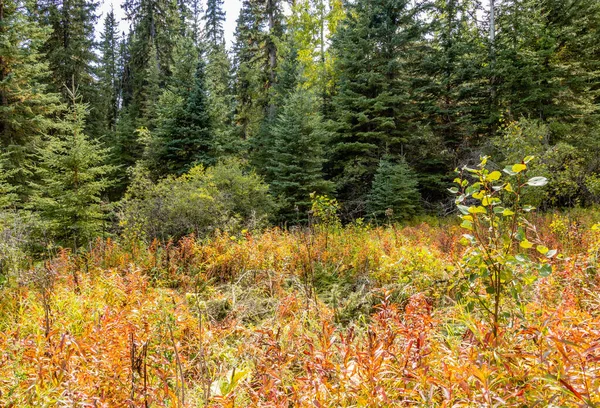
[
  {"left": 503, "top": 166, "right": 517, "bottom": 176},
  {"left": 545, "top": 249, "right": 558, "bottom": 258},
  {"left": 523, "top": 155, "right": 535, "bottom": 164},
  {"left": 457, "top": 205, "right": 470, "bottom": 215},
  {"left": 448, "top": 187, "right": 459, "bottom": 194},
  {"left": 461, "top": 220, "right": 473, "bottom": 231},
  {"left": 526, "top": 176, "right": 548, "bottom": 187},
  {"left": 502, "top": 209, "right": 515, "bottom": 217},
  {"left": 539, "top": 264, "right": 552, "bottom": 277}
]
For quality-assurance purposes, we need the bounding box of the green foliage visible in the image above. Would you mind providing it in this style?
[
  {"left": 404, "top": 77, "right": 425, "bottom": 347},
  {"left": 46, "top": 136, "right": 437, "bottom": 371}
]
[
  {"left": 154, "top": 58, "right": 214, "bottom": 175},
  {"left": 119, "top": 159, "right": 274, "bottom": 242},
  {"left": 29, "top": 91, "right": 115, "bottom": 248},
  {"left": 451, "top": 155, "right": 555, "bottom": 336},
  {"left": 37, "top": 0, "right": 102, "bottom": 136},
  {"left": 329, "top": 0, "right": 426, "bottom": 215},
  {"left": 0, "top": 0, "right": 62, "bottom": 196},
  {"left": 205, "top": 45, "right": 237, "bottom": 158},
  {"left": 494, "top": 119, "right": 599, "bottom": 207},
  {"left": 98, "top": 8, "right": 121, "bottom": 134},
  {"left": 310, "top": 193, "right": 340, "bottom": 228},
  {"left": 204, "top": 0, "right": 226, "bottom": 47},
  {"left": 266, "top": 89, "right": 333, "bottom": 223},
  {"left": 367, "top": 157, "right": 421, "bottom": 222}
]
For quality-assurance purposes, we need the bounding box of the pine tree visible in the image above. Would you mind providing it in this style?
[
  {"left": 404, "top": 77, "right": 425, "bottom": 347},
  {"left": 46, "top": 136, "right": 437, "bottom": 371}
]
[
  {"left": 29, "top": 90, "right": 114, "bottom": 248},
  {"left": 329, "top": 0, "right": 427, "bottom": 216},
  {"left": 267, "top": 88, "right": 333, "bottom": 223},
  {"left": 251, "top": 39, "right": 301, "bottom": 171},
  {"left": 494, "top": 0, "right": 600, "bottom": 124},
  {"left": 201, "top": 0, "right": 236, "bottom": 156},
  {"left": 367, "top": 157, "right": 421, "bottom": 222},
  {"left": 0, "top": 153, "right": 17, "bottom": 210},
  {"left": 422, "top": 0, "right": 486, "bottom": 149},
  {"left": 122, "top": 0, "right": 180, "bottom": 122},
  {"left": 206, "top": 46, "right": 237, "bottom": 157},
  {"left": 0, "top": 0, "right": 62, "bottom": 197}
]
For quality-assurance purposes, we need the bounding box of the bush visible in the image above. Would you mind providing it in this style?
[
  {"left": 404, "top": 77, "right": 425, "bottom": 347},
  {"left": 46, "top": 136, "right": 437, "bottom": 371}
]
[
  {"left": 494, "top": 119, "right": 599, "bottom": 207},
  {"left": 119, "top": 159, "right": 275, "bottom": 242}
]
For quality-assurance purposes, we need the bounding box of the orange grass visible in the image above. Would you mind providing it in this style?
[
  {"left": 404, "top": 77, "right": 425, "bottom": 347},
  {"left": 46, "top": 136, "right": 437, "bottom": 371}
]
[{"left": 1, "top": 214, "right": 599, "bottom": 406}]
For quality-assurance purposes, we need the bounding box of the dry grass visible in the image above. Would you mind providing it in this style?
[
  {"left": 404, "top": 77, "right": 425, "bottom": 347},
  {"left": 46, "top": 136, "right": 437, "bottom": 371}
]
[{"left": 1, "top": 212, "right": 599, "bottom": 406}]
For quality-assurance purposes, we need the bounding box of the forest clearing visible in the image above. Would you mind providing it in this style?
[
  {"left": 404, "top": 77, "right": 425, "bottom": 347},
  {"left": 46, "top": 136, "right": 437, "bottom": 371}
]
[
  {"left": 3, "top": 0, "right": 600, "bottom": 405},
  {"left": 1, "top": 205, "right": 600, "bottom": 406}
]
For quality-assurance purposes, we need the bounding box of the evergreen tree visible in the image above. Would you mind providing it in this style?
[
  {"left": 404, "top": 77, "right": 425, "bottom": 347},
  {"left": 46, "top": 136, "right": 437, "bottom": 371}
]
[
  {"left": 329, "top": 0, "right": 427, "bottom": 216},
  {"left": 267, "top": 88, "right": 333, "bottom": 223},
  {"left": 0, "top": 0, "right": 62, "bottom": 196},
  {"left": 494, "top": 0, "right": 600, "bottom": 124},
  {"left": 98, "top": 7, "right": 121, "bottom": 134},
  {"left": 122, "top": 0, "right": 180, "bottom": 122},
  {"left": 367, "top": 157, "right": 421, "bottom": 221},
  {"left": 36, "top": 0, "right": 100, "bottom": 135},
  {"left": 251, "top": 39, "right": 302, "bottom": 171},
  {"left": 421, "top": 0, "right": 486, "bottom": 150},
  {"left": 233, "top": 0, "right": 267, "bottom": 141},
  {"left": 204, "top": 0, "right": 225, "bottom": 47},
  {"left": 29, "top": 90, "right": 114, "bottom": 248},
  {"left": 206, "top": 46, "right": 237, "bottom": 157},
  {"left": 202, "top": 0, "right": 236, "bottom": 156},
  {"left": 156, "top": 58, "right": 214, "bottom": 174}
]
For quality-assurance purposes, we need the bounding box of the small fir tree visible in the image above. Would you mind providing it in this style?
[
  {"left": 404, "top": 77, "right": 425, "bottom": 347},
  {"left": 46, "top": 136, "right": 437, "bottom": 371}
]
[
  {"left": 30, "top": 90, "right": 114, "bottom": 248},
  {"left": 267, "top": 89, "right": 333, "bottom": 222},
  {"left": 367, "top": 157, "right": 421, "bottom": 222}
]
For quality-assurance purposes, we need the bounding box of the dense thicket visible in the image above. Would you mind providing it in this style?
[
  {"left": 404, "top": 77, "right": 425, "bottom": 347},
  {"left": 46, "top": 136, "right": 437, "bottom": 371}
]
[{"left": 2, "top": 0, "right": 600, "bottom": 247}]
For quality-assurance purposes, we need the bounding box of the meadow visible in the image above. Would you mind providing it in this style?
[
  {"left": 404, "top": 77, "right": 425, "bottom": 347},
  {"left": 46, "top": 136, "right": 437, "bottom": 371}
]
[{"left": 1, "top": 210, "right": 599, "bottom": 407}]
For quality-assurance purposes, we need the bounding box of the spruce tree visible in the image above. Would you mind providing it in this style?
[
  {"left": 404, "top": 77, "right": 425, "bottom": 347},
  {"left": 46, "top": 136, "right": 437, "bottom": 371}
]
[
  {"left": 202, "top": 0, "right": 236, "bottom": 156},
  {"left": 158, "top": 58, "right": 214, "bottom": 174},
  {"left": 0, "top": 0, "right": 62, "bottom": 197},
  {"left": 98, "top": 7, "right": 121, "bottom": 134},
  {"left": 233, "top": 0, "right": 267, "bottom": 141},
  {"left": 30, "top": 90, "right": 114, "bottom": 248},
  {"left": 367, "top": 157, "right": 421, "bottom": 222},
  {"left": 37, "top": 0, "right": 101, "bottom": 135},
  {"left": 204, "top": 0, "right": 225, "bottom": 47},
  {"left": 267, "top": 88, "right": 333, "bottom": 223},
  {"left": 329, "top": 0, "right": 426, "bottom": 216}
]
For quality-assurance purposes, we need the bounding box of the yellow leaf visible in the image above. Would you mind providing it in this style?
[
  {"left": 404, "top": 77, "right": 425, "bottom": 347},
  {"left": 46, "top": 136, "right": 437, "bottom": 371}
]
[
  {"left": 536, "top": 245, "right": 549, "bottom": 255},
  {"left": 512, "top": 163, "right": 527, "bottom": 173},
  {"left": 520, "top": 240, "right": 533, "bottom": 249},
  {"left": 487, "top": 171, "right": 502, "bottom": 181}
]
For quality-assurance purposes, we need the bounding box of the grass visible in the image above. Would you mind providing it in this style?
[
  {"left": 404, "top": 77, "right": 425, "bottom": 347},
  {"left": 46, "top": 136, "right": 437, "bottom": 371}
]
[{"left": 0, "top": 211, "right": 600, "bottom": 406}]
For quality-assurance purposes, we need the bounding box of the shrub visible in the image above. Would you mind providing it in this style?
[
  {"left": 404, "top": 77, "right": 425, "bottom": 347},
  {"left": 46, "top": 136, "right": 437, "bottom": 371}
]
[
  {"left": 494, "top": 119, "right": 599, "bottom": 206},
  {"left": 119, "top": 159, "right": 274, "bottom": 242},
  {"left": 451, "top": 155, "right": 556, "bottom": 336}
]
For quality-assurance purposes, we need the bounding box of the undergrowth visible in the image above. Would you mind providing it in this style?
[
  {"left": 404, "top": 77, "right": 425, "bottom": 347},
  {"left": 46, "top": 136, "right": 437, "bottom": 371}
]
[{"left": 0, "top": 212, "right": 600, "bottom": 406}]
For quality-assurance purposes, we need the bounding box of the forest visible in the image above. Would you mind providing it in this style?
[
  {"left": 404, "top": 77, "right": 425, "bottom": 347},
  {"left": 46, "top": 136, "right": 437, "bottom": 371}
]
[{"left": 1, "top": 0, "right": 600, "bottom": 406}]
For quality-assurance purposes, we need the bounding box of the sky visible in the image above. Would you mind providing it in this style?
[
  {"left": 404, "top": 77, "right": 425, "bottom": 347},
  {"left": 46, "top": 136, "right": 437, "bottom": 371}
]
[{"left": 97, "top": 0, "right": 242, "bottom": 47}]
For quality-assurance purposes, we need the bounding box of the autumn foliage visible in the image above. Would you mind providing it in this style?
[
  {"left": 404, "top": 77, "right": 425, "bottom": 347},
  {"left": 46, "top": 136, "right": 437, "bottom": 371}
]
[{"left": 1, "top": 212, "right": 600, "bottom": 406}]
